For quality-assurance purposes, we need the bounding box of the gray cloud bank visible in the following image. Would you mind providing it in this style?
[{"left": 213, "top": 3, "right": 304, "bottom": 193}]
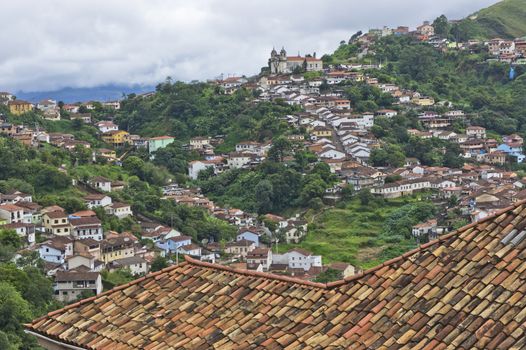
[{"left": 0, "top": 0, "right": 499, "bottom": 92}]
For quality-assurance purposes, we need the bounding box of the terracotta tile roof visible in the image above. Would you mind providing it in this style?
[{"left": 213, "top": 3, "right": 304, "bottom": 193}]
[{"left": 25, "top": 200, "right": 526, "bottom": 349}]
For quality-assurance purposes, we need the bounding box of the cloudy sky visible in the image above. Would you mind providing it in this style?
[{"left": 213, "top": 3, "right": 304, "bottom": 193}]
[{"left": 0, "top": 0, "right": 499, "bottom": 92}]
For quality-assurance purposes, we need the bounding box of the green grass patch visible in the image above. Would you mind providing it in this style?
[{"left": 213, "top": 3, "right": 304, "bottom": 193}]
[{"left": 278, "top": 196, "right": 431, "bottom": 269}]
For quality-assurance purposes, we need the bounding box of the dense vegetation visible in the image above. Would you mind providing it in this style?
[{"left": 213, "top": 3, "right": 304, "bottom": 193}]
[
  {"left": 369, "top": 35, "right": 526, "bottom": 124},
  {"left": 116, "top": 81, "right": 299, "bottom": 152},
  {"left": 0, "top": 134, "right": 235, "bottom": 242},
  {"left": 280, "top": 195, "right": 436, "bottom": 269},
  {"left": 455, "top": 0, "right": 526, "bottom": 39},
  {"left": 198, "top": 153, "right": 337, "bottom": 214},
  {"left": 0, "top": 230, "right": 60, "bottom": 349}
]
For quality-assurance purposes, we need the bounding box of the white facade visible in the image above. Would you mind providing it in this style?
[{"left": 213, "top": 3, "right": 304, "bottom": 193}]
[
  {"left": 54, "top": 271, "right": 103, "bottom": 303},
  {"left": 39, "top": 242, "right": 73, "bottom": 264},
  {"left": 85, "top": 195, "right": 112, "bottom": 209},
  {"left": 273, "top": 250, "right": 322, "bottom": 271},
  {"left": 319, "top": 149, "right": 346, "bottom": 160},
  {"left": 188, "top": 161, "right": 216, "bottom": 180},
  {"left": 227, "top": 154, "right": 254, "bottom": 169}
]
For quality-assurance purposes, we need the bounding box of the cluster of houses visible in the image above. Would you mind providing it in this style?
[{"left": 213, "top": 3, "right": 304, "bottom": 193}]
[
  {"left": 2, "top": 22, "right": 526, "bottom": 293},
  {"left": 162, "top": 184, "right": 311, "bottom": 245},
  {"left": 355, "top": 21, "right": 526, "bottom": 65},
  {"left": 0, "top": 107, "right": 179, "bottom": 163},
  {"left": 160, "top": 183, "right": 354, "bottom": 280},
  {"left": 486, "top": 37, "right": 526, "bottom": 64},
  {"left": 0, "top": 176, "right": 148, "bottom": 303},
  {"left": 0, "top": 95, "right": 122, "bottom": 119},
  {"left": 409, "top": 117, "right": 525, "bottom": 164},
  {"left": 0, "top": 181, "right": 226, "bottom": 302},
  {"left": 210, "top": 226, "right": 355, "bottom": 280},
  {"left": 187, "top": 140, "right": 272, "bottom": 179}
]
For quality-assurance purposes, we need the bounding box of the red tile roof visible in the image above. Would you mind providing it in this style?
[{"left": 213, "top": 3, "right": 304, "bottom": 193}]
[{"left": 26, "top": 200, "right": 526, "bottom": 349}]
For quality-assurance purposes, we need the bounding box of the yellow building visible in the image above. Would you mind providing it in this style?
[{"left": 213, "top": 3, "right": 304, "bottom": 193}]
[
  {"left": 412, "top": 96, "right": 435, "bottom": 106},
  {"left": 8, "top": 100, "right": 32, "bottom": 115},
  {"left": 311, "top": 126, "right": 333, "bottom": 138},
  {"left": 102, "top": 130, "right": 131, "bottom": 147},
  {"left": 96, "top": 148, "right": 117, "bottom": 160},
  {"left": 42, "top": 211, "right": 70, "bottom": 236},
  {"left": 100, "top": 236, "right": 135, "bottom": 263}
]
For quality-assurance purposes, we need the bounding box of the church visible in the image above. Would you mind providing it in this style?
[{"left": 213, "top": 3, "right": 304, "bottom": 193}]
[{"left": 268, "top": 47, "right": 323, "bottom": 74}]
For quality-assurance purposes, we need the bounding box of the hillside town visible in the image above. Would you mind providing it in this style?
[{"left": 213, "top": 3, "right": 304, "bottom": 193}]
[
  {"left": 5, "top": 0, "right": 526, "bottom": 348},
  {"left": 1, "top": 19, "right": 526, "bottom": 305}
]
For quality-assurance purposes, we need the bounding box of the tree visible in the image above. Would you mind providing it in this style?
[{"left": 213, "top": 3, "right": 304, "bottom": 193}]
[
  {"left": 341, "top": 184, "right": 354, "bottom": 201},
  {"left": 383, "top": 203, "right": 437, "bottom": 238},
  {"left": 123, "top": 156, "right": 145, "bottom": 176},
  {"left": 0, "top": 282, "right": 32, "bottom": 347},
  {"left": 0, "top": 230, "right": 21, "bottom": 262},
  {"left": 358, "top": 189, "right": 373, "bottom": 206},
  {"left": 349, "top": 31, "right": 363, "bottom": 43},
  {"left": 71, "top": 118, "right": 83, "bottom": 129},
  {"left": 71, "top": 145, "right": 92, "bottom": 165},
  {"left": 197, "top": 166, "right": 215, "bottom": 181},
  {"left": 432, "top": 15, "right": 450, "bottom": 38},
  {"left": 267, "top": 137, "right": 292, "bottom": 163},
  {"left": 299, "top": 175, "right": 326, "bottom": 205},
  {"left": 151, "top": 256, "right": 168, "bottom": 272},
  {"left": 314, "top": 268, "right": 342, "bottom": 283},
  {"left": 254, "top": 180, "right": 274, "bottom": 214},
  {"left": 398, "top": 45, "right": 439, "bottom": 81}
]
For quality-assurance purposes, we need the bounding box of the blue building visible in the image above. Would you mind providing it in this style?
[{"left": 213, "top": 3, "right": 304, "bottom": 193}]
[
  {"left": 155, "top": 235, "right": 192, "bottom": 254},
  {"left": 496, "top": 144, "right": 525, "bottom": 163},
  {"left": 236, "top": 228, "right": 260, "bottom": 247}
]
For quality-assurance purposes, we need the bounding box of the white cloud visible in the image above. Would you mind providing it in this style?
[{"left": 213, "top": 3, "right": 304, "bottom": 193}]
[{"left": 0, "top": 0, "right": 499, "bottom": 91}]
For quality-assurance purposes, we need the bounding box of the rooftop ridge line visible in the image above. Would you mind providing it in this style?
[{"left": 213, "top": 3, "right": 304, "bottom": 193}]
[
  {"left": 325, "top": 200, "right": 526, "bottom": 288},
  {"left": 26, "top": 200, "right": 526, "bottom": 326}
]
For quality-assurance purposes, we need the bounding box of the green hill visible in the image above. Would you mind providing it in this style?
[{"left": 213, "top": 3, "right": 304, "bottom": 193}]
[{"left": 461, "top": 0, "right": 526, "bottom": 39}]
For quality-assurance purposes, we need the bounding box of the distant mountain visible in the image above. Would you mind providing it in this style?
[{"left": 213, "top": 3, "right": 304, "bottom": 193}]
[
  {"left": 460, "top": 0, "right": 526, "bottom": 39},
  {"left": 15, "top": 84, "right": 156, "bottom": 103}
]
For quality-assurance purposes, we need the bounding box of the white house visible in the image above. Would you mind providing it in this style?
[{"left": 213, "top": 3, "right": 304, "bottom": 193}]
[
  {"left": 105, "top": 202, "right": 133, "bottom": 219},
  {"left": 69, "top": 217, "right": 104, "bottom": 241},
  {"left": 318, "top": 149, "right": 346, "bottom": 160},
  {"left": 371, "top": 179, "right": 432, "bottom": 198},
  {"left": 412, "top": 219, "right": 438, "bottom": 240},
  {"left": 188, "top": 160, "right": 217, "bottom": 180},
  {"left": 235, "top": 141, "right": 264, "bottom": 156},
  {"left": 283, "top": 219, "right": 308, "bottom": 244},
  {"left": 178, "top": 243, "right": 202, "bottom": 256},
  {"left": 96, "top": 121, "right": 119, "bottom": 133},
  {"left": 84, "top": 194, "right": 112, "bottom": 209},
  {"left": 273, "top": 248, "right": 322, "bottom": 271},
  {"left": 227, "top": 153, "right": 255, "bottom": 169},
  {"left": 53, "top": 270, "right": 103, "bottom": 303},
  {"left": 110, "top": 256, "right": 149, "bottom": 275},
  {"left": 225, "top": 239, "right": 256, "bottom": 258},
  {"left": 0, "top": 204, "right": 25, "bottom": 224},
  {"left": 66, "top": 254, "right": 103, "bottom": 272},
  {"left": 39, "top": 236, "right": 74, "bottom": 264},
  {"left": 236, "top": 227, "right": 260, "bottom": 247},
  {"left": 89, "top": 177, "right": 113, "bottom": 192},
  {"left": 375, "top": 109, "right": 398, "bottom": 118},
  {"left": 247, "top": 248, "right": 272, "bottom": 271}
]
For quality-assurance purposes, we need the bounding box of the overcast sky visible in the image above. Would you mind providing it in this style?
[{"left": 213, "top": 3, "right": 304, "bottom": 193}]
[{"left": 0, "top": 0, "right": 499, "bottom": 92}]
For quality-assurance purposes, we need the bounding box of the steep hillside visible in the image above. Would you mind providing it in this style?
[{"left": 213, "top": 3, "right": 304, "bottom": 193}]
[{"left": 462, "top": 0, "right": 526, "bottom": 39}]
